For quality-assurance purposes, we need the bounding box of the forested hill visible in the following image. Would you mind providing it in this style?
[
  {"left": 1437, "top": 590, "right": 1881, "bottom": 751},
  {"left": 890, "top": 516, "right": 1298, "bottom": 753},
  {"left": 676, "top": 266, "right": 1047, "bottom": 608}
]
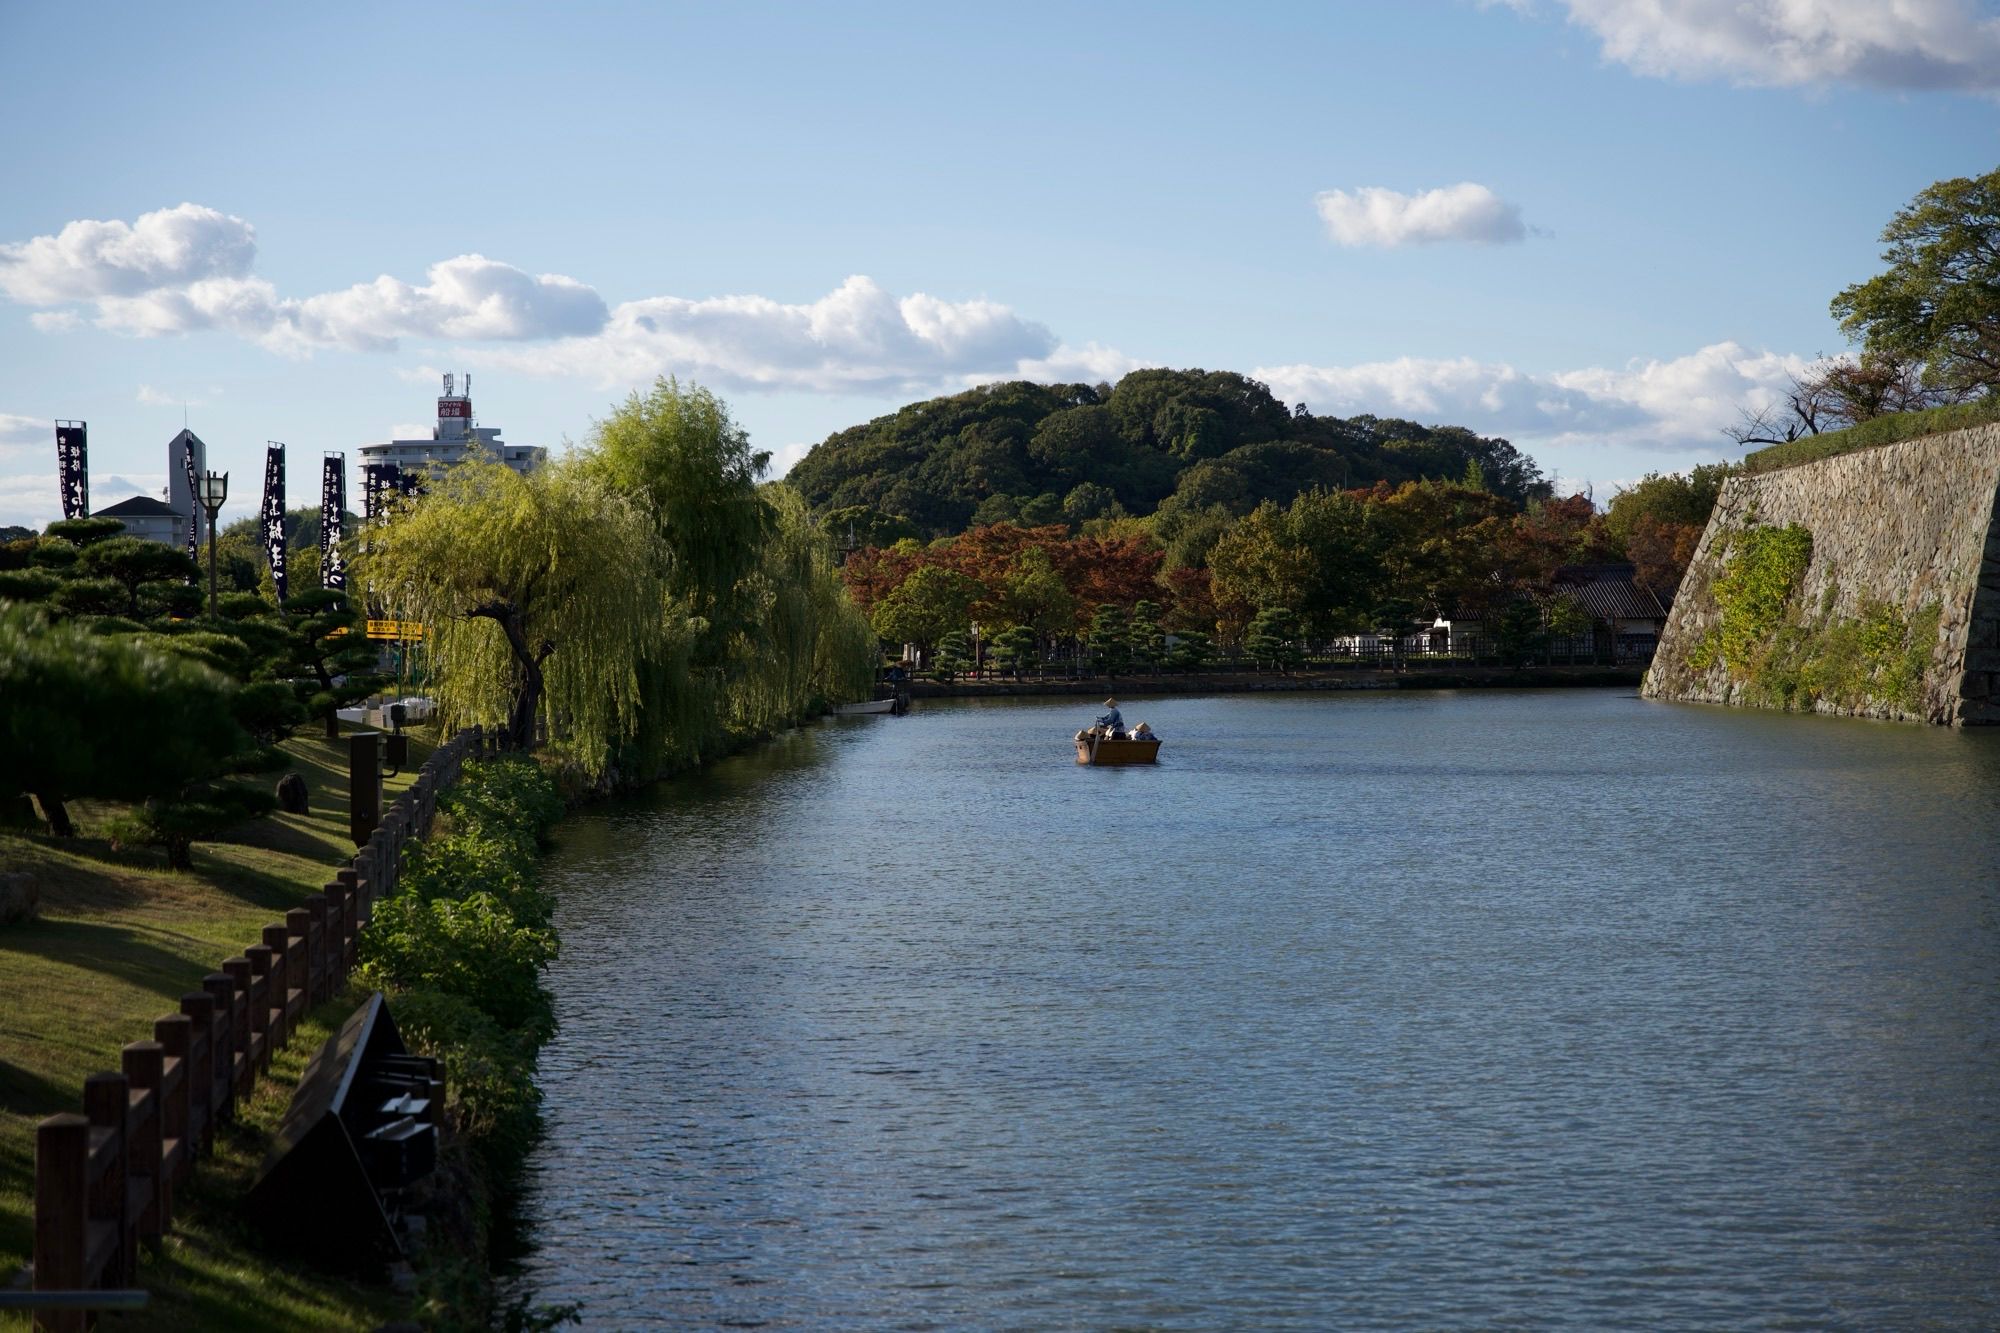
[{"left": 785, "top": 368, "right": 1552, "bottom": 539}]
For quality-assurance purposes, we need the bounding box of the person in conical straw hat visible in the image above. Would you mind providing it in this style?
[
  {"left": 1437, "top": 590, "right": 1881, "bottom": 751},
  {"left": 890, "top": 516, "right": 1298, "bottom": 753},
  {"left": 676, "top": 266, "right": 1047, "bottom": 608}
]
[{"left": 1094, "top": 697, "right": 1124, "bottom": 734}]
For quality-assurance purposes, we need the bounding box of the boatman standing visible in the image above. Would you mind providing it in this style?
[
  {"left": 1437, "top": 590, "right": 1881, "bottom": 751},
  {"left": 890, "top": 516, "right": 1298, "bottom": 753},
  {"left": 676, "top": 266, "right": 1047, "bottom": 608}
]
[{"left": 1095, "top": 697, "right": 1124, "bottom": 735}]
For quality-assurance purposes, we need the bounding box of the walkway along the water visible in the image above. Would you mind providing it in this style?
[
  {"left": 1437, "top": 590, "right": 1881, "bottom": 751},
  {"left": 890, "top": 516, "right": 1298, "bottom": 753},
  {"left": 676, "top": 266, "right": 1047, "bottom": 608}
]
[{"left": 909, "top": 665, "right": 1644, "bottom": 698}]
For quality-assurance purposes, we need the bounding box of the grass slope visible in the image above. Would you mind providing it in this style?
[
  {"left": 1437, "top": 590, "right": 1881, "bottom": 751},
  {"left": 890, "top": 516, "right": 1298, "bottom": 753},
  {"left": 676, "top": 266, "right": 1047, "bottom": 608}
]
[
  {"left": 0, "top": 726, "right": 432, "bottom": 1329},
  {"left": 1740, "top": 398, "right": 2000, "bottom": 474}
]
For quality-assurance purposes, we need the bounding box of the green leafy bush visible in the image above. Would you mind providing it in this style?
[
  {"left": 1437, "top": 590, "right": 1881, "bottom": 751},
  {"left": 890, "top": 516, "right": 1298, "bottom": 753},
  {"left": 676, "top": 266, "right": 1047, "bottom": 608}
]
[
  {"left": 105, "top": 783, "right": 279, "bottom": 870},
  {"left": 401, "top": 829, "right": 555, "bottom": 928},
  {"left": 441, "top": 757, "right": 564, "bottom": 853},
  {"left": 365, "top": 755, "right": 566, "bottom": 1178},
  {"left": 362, "top": 892, "right": 557, "bottom": 1043},
  {"left": 389, "top": 988, "right": 545, "bottom": 1168}
]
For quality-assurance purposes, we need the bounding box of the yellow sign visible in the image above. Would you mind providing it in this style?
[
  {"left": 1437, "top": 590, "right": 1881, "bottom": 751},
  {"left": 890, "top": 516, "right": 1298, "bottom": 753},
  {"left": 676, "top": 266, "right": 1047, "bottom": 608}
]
[{"left": 366, "top": 619, "right": 425, "bottom": 641}]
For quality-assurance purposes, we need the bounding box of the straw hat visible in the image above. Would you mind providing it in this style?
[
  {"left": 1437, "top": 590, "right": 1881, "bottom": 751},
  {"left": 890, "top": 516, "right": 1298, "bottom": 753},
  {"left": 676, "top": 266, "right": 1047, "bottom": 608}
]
[{"left": 1104, "top": 697, "right": 1118, "bottom": 706}]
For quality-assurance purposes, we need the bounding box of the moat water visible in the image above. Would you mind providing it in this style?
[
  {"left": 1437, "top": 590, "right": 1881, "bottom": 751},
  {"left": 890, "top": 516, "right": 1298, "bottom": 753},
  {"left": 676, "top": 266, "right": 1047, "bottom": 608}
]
[{"left": 514, "top": 690, "right": 2000, "bottom": 1329}]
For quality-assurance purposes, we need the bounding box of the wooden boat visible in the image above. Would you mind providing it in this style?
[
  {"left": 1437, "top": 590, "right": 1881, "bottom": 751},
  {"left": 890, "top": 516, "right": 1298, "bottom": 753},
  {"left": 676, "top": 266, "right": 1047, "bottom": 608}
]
[
  {"left": 1075, "top": 730, "right": 1162, "bottom": 766},
  {"left": 832, "top": 698, "right": 899, "bottom": 716}
]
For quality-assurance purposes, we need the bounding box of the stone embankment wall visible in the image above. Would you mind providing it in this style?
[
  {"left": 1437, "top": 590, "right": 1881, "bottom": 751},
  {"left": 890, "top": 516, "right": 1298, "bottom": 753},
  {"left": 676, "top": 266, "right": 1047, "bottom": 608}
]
[{"left": 1644, "top": 423, "right": 2000, "bottom": 725}]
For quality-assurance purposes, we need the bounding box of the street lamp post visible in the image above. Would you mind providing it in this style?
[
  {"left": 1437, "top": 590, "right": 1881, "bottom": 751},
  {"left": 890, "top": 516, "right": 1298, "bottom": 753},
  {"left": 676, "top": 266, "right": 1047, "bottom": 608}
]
[{"left": 198, "top": 470, "right": 228, "bottom": 617}]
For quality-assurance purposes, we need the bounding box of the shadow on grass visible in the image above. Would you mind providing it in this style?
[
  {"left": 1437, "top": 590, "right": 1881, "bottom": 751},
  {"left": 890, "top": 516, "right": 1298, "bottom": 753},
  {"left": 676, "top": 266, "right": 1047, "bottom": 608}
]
[
  {"left": 0, "top": 917, "right": 223, "bottom": 997},
  {"left": 0, "top": 1058, "right": 76, "bottom": 1122}
]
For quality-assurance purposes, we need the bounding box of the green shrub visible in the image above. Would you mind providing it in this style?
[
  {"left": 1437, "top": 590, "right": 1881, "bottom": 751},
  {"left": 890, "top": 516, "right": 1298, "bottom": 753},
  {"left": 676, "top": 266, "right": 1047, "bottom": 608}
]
[
  {"left": 49, "top": 576, "right": 126, "bottom": 618},
  {"left": 443, "top": 757, "right": 564, "bottom": 850},
  {"left": 105, "top": 783, "right": 279, "bottom": 870},
  {"left": 402, "top": 829, "right": 555, "bottom": 928},
  {"left": 0, "top": 568, "right": 60, "bottom": 601},
  {"left": 362, "top": 892, "right": 557, "bottom": 1043},
  {"left": 389, "top": 987, "right": 545, "bottom": 1168}
]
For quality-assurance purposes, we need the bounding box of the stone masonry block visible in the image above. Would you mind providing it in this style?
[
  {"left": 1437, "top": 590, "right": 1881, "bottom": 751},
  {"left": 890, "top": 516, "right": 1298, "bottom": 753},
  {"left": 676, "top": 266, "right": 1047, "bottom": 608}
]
[{"left": 1955, "top": 696, "right": 2000, "bottom": 726}]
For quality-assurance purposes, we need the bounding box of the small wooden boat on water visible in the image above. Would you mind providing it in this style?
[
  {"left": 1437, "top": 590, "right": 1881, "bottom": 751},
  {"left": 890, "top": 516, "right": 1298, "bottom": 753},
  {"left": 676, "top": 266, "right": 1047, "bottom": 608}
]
[
  {"left": 1074, "top": 729, "right": 1162, "bottom": 766},
  {"left": 832, "top": 667, "right": 913, "bottom": 716},
  {"left": 832, "top": 698, "right": 902, "bottom": 716}
]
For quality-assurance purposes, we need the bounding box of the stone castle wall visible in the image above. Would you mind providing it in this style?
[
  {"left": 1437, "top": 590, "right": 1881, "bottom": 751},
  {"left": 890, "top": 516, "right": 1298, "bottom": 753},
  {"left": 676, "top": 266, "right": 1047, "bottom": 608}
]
[{"left": 1643, "top": 423, "right": 2000, "bottom": 725}]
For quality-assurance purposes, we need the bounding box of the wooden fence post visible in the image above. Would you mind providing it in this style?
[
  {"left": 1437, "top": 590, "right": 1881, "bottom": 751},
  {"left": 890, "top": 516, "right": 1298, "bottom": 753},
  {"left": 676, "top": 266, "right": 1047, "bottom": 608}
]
[
  {"left": 288, "top": 906, "right": 317, "bottom": 1005},
  {"left": 202, "top": 972, "right": 243, "bottom": 1115},
  {"left": 152, "top": 1014, "right": 193, "bottom": 1199},
  {"left": 178, "top": 992, "right": 217, "bottom": 1155},
  {"left": 335, "top": 864, "right": 361, "bottom": 938},
  {"left": 242, "top": 949, "right": 277, "bottom": 1073},
  {"left": 33, "top": 1113, "right": 90, "bottom": 1333},
  {"left": 121, "top": 1041, "right": 164, "bottom": 1244},
  {"left": 266, "top": 923, "right": 303, "bottom": 1037},
  {"left": 223, "top": 956, "right": 264, "bottom": 1080},
  {"left": 302, "top": 892, "right": 330, "bottom": 996},
  {"left": 82, "top": 1073, "right": 130, "bottom": 1285},
  {"left": 322, "top": 880, "right": 354, "bottom": 984}
]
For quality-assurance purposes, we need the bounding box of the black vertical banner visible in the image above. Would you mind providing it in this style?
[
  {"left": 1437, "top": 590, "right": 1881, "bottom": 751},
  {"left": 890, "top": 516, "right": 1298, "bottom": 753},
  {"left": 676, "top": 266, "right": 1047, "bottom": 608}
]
[
  {"left": 55, "top": 421, "right": 87, "bottom": 520},
  {"left": 183, "top": 434, "right": 201, "bottom": 565},
  {"left": 364, "top": 462, "right": 402, "bottom": 522},
  {"left": 261, "top": 442, "right": 287, "bottom": 603},
  {"left": 321, "top": 452, "right": 346, "bottom": 591}
]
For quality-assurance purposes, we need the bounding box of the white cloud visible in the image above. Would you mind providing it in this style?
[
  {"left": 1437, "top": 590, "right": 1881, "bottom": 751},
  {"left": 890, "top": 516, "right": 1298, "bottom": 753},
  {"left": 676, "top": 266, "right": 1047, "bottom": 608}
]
[
  {"left": 1553, "top": 0, "right": 2000, "bottom": 91},
  {"left": 136, "top": 384, "right": 216, "bottom": 408},
  {"left": 1254, "top": 340, "right": 1808, "bottom": 450},
  {"left": 3, "top": 205, "right": 608, "bottom": 352},
  {"left": 1315, "top": 183, "right": 1528, "bottom": 247},
  {"left": 96, "top": 473, "right": 162, "bottom": 502},
  {"left": 1001, "top": 341, "right": 1153, "bottom": 386},
  {"left": 474, "top": 274, "right": 1063, "bottom": 395},
  {"left": 0, "top": 203, "right": 257, "bottom": 304},
  {"left": 6, "top": 206, "right": 1100, "bottom": 394},
  {"left": 284, "top": 255, "right": 608, "bottom": 350},
  {"left": 0, "top": 473, "right": 58, "bottom": 529},
  {"left": 0, "top": 413, "right": 44, "bottom": 455}
]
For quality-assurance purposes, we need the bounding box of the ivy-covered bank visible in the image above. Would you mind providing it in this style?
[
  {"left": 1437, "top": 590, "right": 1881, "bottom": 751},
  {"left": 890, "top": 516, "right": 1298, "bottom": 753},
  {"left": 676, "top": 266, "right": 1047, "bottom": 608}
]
[
  {"left": 1684, "top": 520, "right": 1944, "bottom": 714},
  {"left": 1645, "top": 423, "right": 2000, "bottom": 725}
]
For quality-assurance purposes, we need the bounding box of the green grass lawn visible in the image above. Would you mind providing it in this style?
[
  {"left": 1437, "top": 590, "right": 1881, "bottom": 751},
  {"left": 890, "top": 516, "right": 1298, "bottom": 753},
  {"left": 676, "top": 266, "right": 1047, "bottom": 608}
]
[{"left": 0, "top": 725, "right": 435, "bottom": 1329}]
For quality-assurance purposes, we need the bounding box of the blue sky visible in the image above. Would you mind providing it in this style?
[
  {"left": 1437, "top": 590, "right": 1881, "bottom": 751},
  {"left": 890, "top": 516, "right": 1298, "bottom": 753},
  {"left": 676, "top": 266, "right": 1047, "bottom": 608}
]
[{"left": 2, "top": 0, "right": 1996, "bottom": 527}]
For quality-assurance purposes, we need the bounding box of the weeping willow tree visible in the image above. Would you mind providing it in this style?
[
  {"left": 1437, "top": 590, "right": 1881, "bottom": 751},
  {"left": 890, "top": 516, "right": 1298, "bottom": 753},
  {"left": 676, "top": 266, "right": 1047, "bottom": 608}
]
[
  {"left": 723, "top": 485, "right": 880, "bottom": 736},
  {"left": 583, "top": 377, "right": 772, "bottom": 625},
  {"left": 577, "top": 379, "right": 878, "bottom": 778},
  {"left": 357, "top": 459, "right": 670, "bottom": 774}
]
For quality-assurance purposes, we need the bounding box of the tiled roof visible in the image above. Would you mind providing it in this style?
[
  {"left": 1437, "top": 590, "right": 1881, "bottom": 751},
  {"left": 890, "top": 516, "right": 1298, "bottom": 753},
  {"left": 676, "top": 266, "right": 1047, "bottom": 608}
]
[{"left": 92, "top": 495, "right": 181, "bottom": 518}]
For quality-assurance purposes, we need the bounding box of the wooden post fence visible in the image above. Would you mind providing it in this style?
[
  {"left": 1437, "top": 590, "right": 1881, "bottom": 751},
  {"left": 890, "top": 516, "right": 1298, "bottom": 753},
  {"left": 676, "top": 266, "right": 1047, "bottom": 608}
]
[{"left": 30, "top": 726, "right": 486, "bottom": 1328}]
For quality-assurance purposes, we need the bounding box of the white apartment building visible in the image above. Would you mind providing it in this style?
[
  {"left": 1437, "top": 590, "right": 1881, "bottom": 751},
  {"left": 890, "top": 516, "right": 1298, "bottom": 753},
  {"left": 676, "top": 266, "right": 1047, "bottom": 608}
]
[{"left": 358, "top": 374, "right": 545, "bottom": 478}]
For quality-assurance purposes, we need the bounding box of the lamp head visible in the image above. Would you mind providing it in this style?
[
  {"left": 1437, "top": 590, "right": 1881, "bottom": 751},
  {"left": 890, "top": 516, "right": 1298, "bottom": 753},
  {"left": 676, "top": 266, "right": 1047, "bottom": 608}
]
[{"left": 199, "top": 469, "right": 228, "bottom": 508}]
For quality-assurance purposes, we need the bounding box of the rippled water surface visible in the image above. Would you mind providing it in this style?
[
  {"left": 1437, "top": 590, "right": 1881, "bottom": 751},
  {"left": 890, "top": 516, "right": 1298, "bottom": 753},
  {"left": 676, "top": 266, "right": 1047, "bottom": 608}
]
[{"left": 516, "top": 691, "right": 2000, "bottom": 1329}]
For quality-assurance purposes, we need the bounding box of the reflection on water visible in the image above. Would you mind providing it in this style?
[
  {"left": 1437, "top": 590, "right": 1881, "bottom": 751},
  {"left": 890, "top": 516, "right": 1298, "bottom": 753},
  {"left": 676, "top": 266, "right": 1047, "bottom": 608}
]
[{"left": 516, "top": 691, "right": 2000, "bottom": 1330}]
